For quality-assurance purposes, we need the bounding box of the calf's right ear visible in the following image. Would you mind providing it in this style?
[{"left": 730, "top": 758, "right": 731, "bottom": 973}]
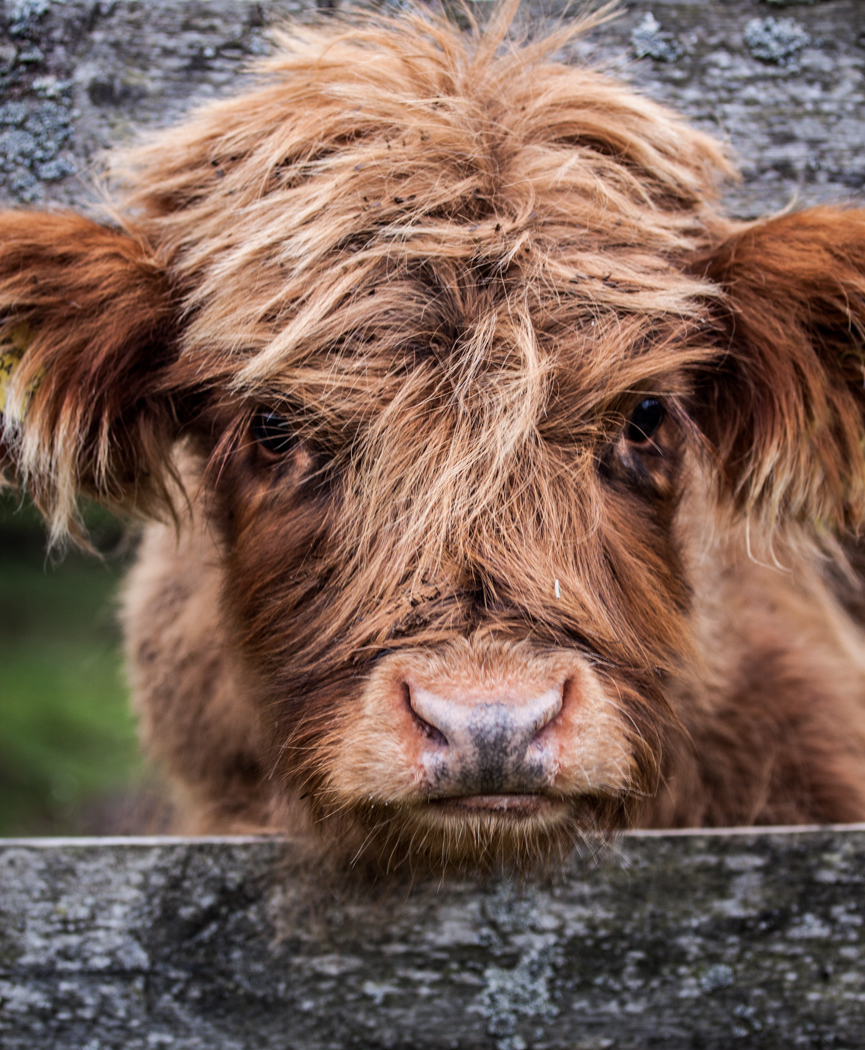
[
  {"left": 692, "top": 207, "right": 865, "bottom": 534},
  {"left": 0, "top": 210, "right": 182, "bottom": 541}
]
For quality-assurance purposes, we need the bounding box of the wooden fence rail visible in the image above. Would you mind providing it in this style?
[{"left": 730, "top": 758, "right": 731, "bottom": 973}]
[
  {"left": 2, "top": 828, "right": 865, "bottom": 1049},
  {"left": 0, "top": 0, "right": 863, "bottom": 217}
]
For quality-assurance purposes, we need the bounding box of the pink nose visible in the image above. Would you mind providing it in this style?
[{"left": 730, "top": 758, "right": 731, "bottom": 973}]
[{"left": 407, "top": 683, "right": 563, "bottom": 795}]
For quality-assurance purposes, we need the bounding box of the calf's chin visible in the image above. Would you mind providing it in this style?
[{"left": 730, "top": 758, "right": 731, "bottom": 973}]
[{"left": 316, "top": 640, "right": 648, "bottom": 873}]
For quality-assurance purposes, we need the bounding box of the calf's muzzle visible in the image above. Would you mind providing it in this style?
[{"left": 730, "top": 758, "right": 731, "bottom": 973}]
[{"left": 408, "top": 682, "right": 563, "bottom": 796}]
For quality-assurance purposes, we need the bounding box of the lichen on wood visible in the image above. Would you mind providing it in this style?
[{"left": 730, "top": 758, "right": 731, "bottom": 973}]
[
  {"left": 2, "top": 828, "right": 865, "bottom": 1048},
  {"left": 1, "top": 0, "right": 863, "bottom": 217}
]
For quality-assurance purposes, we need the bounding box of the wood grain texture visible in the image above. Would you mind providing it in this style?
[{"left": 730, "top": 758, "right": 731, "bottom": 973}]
[
  {"left": 0, "top": 0, "right": 863, "bottom": 216},
  {"left": 2, "top": 828, "right": 865, "bottom": 1048}
]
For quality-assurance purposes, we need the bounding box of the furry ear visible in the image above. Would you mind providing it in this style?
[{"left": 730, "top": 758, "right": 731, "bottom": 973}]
[
  {"left": 693, "top": 207, "right": 865, "bottom": 532},
  {"left": 0, "top": 211, "right": 182, "bottom": 541}
]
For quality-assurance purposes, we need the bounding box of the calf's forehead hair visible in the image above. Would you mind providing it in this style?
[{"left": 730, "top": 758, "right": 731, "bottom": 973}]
[
  {"left": 105, "top": 5, "right": 740, "bottom": 675},
  {"left": 115, "top": 2, "right": 733, "bottom": 400}
]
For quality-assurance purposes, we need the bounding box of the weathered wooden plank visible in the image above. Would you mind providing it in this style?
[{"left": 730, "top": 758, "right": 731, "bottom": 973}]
[
  {"left": 2, "top": 828, "right": 865, "bottom": 1048},
  {"left": 0, "top": 0, "right": 863, "bottom": 217},
  {"left": 557, "top": 0, "right": 865, "bottom": 217}
]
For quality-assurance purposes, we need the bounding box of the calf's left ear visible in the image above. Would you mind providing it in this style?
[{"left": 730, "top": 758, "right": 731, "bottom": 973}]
[
  {"left": 693, "top": 206, "right": 865, "bottom": 532},
  {"left": 0, "top": 210, "right": 182, "bottom": 540}
]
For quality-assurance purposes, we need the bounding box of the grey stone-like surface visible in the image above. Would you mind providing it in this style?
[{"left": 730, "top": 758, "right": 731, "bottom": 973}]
[
  {"left": 0, "top": 0, "right": 303, "bottom": 206},
  {"left": 0, "top": 0, "right": 862, "bottom": 217},
  {"left": 3, "top": 828, "right": 865, "bottom": 1048},
  {"left": 548, "top": 0, "right": 865, "bottom": 217}
]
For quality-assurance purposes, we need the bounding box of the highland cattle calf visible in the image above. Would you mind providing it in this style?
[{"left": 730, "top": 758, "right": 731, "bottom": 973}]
[{"left": 3, "top": 7, "right": 865, "bottom": 875}]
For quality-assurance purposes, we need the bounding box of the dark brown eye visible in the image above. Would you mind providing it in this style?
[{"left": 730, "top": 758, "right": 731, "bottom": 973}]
[
  {"left": 625, "top": 399, "right": 664, "bottom": 443},
  {"left": 251, "top": 409, "right": 298, "bottom": 455}
]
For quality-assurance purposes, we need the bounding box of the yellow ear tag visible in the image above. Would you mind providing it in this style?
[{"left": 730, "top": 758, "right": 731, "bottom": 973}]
[{"left": 0, "top": 322, "right": 36, "bottom": 415}]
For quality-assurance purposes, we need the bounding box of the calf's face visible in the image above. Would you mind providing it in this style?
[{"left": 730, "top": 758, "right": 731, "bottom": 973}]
[
  {"left": 211, "top": 344, "right": 687, "bottom": 867},
  {"left": 3, "top": 10, "right": 865, "bottom": 873},
  {"left": 198, "top": 205, "right": 705, "bottom": 869}
]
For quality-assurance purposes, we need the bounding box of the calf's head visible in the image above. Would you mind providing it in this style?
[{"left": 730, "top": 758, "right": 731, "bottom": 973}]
[{"left": 3, "top": 8, "right": 865, "bottom": 873}]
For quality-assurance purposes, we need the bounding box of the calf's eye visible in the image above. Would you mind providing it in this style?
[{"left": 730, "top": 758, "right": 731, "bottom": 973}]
[
  {"left": 625, "top": 398, "right": 664, "bottom": 444},
  {"left": 251, "top": 409, "right": 298, "bottom": 455}
]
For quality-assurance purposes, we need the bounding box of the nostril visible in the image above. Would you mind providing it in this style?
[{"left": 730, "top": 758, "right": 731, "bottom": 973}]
[
  {"left": 402, "top": 683, "right": 448, "bottom": 747},
  {"left": 527, "top": 682, "right": 565, "bottom": 746}
]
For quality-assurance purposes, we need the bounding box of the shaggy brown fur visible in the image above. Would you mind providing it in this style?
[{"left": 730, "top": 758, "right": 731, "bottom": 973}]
[{"left": 3, "top": 4, "right": 865, "bottom": 875}]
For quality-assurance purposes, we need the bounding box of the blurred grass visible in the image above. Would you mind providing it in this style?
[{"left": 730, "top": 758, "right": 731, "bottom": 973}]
[{"left": 0, "top": 491, "right": 144, "bottom": 836}]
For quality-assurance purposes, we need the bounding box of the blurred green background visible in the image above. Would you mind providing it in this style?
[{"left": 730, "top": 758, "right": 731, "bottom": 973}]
[{"left": 0, "top": 490, "right": 145, "bottom": 836}]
